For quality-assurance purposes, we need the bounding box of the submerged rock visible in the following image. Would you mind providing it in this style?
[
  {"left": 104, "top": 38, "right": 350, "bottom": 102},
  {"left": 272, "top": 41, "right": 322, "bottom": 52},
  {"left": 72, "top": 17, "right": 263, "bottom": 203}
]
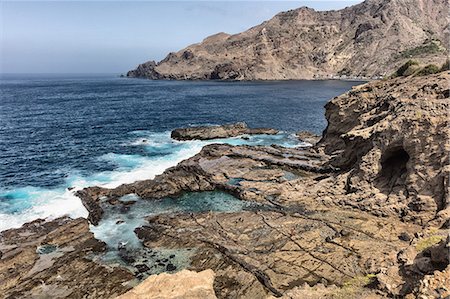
[
  {"left": 166, "top": 263, "right": 176, "bottom": 271},
  {"left": 170, "top": 122, "right": 278, "bottom": 141},
  {"left": 36, "top": 244, "right": 58, "bottom": 255}
]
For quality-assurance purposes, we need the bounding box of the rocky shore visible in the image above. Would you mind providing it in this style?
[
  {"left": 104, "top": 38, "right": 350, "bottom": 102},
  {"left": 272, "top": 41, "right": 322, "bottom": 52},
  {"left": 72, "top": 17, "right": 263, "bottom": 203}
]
[{"left": 1, "top": 72, "right": 448, "bottom": 298}]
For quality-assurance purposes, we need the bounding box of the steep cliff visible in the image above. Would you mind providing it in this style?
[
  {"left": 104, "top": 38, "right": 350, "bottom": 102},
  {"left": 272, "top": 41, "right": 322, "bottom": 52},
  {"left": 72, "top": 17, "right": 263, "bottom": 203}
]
[
  {"left": 319, "top": 71, "right": 450, "bottom": 225},
  {"left": 127, "top": 0, "right": 449, "bottom": 80}
]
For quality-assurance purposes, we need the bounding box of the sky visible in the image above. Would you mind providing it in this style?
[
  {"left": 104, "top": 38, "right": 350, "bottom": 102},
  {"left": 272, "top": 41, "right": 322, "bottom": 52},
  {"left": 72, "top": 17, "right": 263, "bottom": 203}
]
[{"left": 1, "top": 1, "right": 362, "bottom": 74}]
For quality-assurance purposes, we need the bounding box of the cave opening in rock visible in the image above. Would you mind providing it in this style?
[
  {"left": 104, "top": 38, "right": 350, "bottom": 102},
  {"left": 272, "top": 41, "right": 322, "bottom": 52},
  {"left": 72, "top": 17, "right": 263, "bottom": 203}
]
[{"left": 378, "top": 146, "right": 410, "bottom": 191}]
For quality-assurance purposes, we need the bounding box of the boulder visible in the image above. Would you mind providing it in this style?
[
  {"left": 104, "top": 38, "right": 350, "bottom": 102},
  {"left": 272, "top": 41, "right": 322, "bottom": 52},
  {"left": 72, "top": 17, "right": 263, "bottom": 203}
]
[{"left": 116, "top": 269, "right": 217, "bottom": 299}]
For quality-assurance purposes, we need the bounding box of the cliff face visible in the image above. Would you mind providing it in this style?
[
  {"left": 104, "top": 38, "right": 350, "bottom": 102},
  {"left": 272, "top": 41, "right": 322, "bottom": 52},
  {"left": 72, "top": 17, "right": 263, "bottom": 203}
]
[
  {"left": 319, "top": 72, "right": 450, "bottom": 225},
  {"left": 127, "top": 0, "right": 448, "bottom": 80}
]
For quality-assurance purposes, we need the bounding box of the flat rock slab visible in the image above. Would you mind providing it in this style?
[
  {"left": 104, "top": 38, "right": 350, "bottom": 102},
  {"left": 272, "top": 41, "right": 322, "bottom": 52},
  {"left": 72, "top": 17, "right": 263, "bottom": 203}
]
[
  {"left": 76, "top": 144, "right": 329, "bottom": 225},
  {"left": 171, "top": 122, "right": 278, "bottom": 141},
  {"left": 136, "top": 206, "right": 419, "bottom": 298}
]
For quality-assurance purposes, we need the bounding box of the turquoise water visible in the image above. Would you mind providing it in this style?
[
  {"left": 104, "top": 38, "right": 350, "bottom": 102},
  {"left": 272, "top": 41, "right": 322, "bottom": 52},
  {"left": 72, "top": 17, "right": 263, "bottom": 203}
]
[
  {"left": 0, "top": 132, "right": 303, "bottom": 231},
  {"left": 92, "top": 191, "right": 252, "bottom": 250},
  {"left": 91, "top": 191, "right": 255, "bottom": 278}
]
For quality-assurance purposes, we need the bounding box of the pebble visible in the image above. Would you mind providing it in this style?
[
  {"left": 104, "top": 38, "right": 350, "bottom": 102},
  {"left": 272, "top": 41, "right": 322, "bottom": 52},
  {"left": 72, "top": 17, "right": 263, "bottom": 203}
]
[
  {"left": 340, "top": 229, "right": 351, "bottom": 237},
  {"left": 135, "top": 264, "right": 150, "bottom": 273},
  {"left": 166, "top": 264, "right": 176, "bottom": 271},
  {"left": 398, "top": 232, "right": 411, "bottom": 241}
]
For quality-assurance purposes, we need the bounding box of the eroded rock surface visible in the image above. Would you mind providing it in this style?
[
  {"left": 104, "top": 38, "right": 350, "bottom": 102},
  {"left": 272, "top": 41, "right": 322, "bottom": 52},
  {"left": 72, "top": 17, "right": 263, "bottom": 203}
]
[
  {"left": 319, "top": 72, "right": 450, "bottom": 225},
  {"left": 0, "top": 217, "right": 134, "bottom": 299},
  {"left": 116, "top": 269, "right": 217, "bottom": 299},
  {"left": 171, "top": 122, "right": 278, "bottom": 141},
  {"left": 296, "top": 131, "right": 321, "bottom": 145},
  {"left": 76, "top": 143, "right": 333, "bottom": 228},
  {"left": 136, "top": 208, "right": 418, "bottom": 298}
]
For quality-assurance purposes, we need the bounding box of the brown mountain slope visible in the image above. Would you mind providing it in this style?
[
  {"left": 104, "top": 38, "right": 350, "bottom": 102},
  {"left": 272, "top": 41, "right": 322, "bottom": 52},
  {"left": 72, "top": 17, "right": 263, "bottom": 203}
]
[{"left": 127, "top": 0, "right": 449, "bottom": 80}]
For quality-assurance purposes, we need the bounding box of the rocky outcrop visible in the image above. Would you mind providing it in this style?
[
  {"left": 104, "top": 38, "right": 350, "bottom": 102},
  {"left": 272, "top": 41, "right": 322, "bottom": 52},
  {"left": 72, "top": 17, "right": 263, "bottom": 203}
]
[
  {"left": 136, "top": 207, "right": 419, "bottom": 298},
  {"left": 127, "top": 0, "right": 448, "bottom": 80},
  {"left": 375, "top": 233, "right": 449, "bottom": 297},
  {"left": 0, "top": 217, "right": 134, "bottom": 298},
  {"left": 319, "top": 72, "right": 450, "bottom": 225},
  {"left": 171, "top": 122, "right": 278, "bottom": 141},
  {"left": 116, "top": 269, "right": 217, "bottom": 299},
  {"left": 75, "top": 143, "right": 330, "bottom": 225},
  {"left": 296, "top": 131, "right": 321, "bottom": 145}
]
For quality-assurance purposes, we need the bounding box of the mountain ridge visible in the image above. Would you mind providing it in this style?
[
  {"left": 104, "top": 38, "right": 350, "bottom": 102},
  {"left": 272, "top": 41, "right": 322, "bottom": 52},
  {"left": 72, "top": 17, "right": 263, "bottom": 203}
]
[{"left": 127, "top": 0, "right": 448, "bottom": 80}]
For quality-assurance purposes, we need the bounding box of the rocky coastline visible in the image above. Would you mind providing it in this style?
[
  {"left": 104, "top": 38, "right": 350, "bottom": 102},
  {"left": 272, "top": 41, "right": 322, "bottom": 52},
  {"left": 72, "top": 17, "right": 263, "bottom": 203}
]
[{"left": 1, "top": 72, "right": 449, "bottom": 298}]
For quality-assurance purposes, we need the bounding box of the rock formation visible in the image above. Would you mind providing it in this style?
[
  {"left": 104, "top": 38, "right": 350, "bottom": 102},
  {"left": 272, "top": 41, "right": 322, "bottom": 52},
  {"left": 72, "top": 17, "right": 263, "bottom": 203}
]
[
  {"left": 1, "top": 72, "right": 448, "bottom": 298},
  {"left": 171, "top": 122, "right": 278, "bottom": 141},
  {"left": 319, "top": 72, "right": 450, "bottom": 225},
  {"left": 127, "top": 0, "right": 448, "bottom": 80},
  {"left": 0, "top": 217, "right": 134, "bottom": 298},
  {"left": 116, "top": 269, "right": 217, "bottom": 299}
]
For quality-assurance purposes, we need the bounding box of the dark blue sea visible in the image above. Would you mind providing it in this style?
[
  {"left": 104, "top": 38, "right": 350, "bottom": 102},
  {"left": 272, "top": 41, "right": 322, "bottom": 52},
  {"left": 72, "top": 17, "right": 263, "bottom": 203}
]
[{"left": 0, "top": 73, "right": 361, "bottom": 231}]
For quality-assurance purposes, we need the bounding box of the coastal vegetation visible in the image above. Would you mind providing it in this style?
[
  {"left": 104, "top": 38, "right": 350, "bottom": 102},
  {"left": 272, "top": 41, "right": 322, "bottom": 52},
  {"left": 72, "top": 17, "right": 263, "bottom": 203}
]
[
  {"left": 399, "top": 39, "right": 444, "bottom": 58},
  {"left": 440, "top": 58, "right": 450, "bottom": 71},
  {"left": 391, "top": 59, "right": 447, "bottom": 78},
  {"left": 392, "top": 59, "right": 419, "bottom": 77},
  {"left": 415, "top": 64, "right": 441, "bottom": 76},
  {"left": 415, "top": 235, "right": 445, "bottom": 252}
]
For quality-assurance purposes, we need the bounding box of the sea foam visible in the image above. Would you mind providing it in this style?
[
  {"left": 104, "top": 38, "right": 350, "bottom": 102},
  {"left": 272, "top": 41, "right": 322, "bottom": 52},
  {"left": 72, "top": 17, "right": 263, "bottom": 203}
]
[{"left": 0, "top": 131, "right": 303, "bottom": 231}]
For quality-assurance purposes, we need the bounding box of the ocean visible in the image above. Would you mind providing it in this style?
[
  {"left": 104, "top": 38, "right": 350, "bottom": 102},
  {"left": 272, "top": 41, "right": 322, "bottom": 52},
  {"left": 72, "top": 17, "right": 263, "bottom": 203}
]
[{"left": 0, "top": 74, "right": 361, "bottom": 231}]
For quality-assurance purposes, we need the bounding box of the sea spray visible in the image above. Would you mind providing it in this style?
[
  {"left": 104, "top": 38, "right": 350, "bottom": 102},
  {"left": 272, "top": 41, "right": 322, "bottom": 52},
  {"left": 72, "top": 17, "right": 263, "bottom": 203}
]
[{"left": 0, "top": 131, "right": 304, "bottom": 231}]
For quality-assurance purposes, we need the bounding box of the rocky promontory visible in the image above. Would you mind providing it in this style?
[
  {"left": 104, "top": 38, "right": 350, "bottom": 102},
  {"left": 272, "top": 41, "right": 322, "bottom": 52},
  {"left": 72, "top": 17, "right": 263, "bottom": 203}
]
[
  {"left": 1, "top": 72, "right": 448, "bottom": 298},
  {"left": 127, "top": 0, "right": 448, "bottom": 80}
]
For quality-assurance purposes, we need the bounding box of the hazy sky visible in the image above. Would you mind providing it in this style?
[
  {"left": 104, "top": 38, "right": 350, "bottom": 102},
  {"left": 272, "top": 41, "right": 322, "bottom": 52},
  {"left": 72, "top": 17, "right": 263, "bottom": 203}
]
[{"left": 1, "top": 1, "right": 362, "bottom": 73}]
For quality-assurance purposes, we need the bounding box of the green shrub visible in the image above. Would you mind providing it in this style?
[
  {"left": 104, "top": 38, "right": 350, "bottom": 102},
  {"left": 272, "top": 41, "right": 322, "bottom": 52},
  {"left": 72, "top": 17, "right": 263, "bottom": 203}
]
[
  {"left": 440, "top": 59, "right": 450, "bottom": 72},
  {"left": 402, "top": 64, "right": 420, "bottom": 76},
  {"left": 415, "top": 235, "right": 444, "bottom": 252},
  {"left": 415, "top": 64, "right": 440, "bottom": 76},
  {"left": 400, "top": 40, "right": 442, "bottom": 58},
  {"left": 392, "top": 60, "right": 419, "bottom": 78}
]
